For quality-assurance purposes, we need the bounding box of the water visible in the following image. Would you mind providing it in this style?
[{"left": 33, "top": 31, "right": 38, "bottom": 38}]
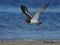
[{"left": 0, "top": 12, "right": 60, "bottom": 41}]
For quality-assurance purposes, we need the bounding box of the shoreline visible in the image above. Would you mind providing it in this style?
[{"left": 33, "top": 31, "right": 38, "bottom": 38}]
[{"left": 0, "top": 40, "right": 60, "bottom": 45}]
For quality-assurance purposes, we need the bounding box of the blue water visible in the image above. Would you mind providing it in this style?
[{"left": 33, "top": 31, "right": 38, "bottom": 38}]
[{"left": 0, "top": 12, "right": 60, "bottom": 41}]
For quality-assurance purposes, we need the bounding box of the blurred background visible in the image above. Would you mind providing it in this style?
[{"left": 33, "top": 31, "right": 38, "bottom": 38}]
[{"left": 0, "top": 0, "right": 60, "bottom": 41}]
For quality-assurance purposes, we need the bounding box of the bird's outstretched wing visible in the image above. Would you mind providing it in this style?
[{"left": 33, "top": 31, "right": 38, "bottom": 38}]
[
  {"left": 21, "top": 5, "right": 32, "bottom": 19},
  {"left": 32, "top": 3, "right": 49, "bottom": 21}
]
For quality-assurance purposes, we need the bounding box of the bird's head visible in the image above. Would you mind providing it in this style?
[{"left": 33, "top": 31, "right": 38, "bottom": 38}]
[{"left": 22, "top": 19, "right": 27, "bottom": 24}]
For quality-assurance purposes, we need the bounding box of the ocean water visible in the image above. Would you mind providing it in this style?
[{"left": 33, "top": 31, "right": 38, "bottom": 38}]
[{"left": 0, "top": 12, "right": 60, "bottom": 41}]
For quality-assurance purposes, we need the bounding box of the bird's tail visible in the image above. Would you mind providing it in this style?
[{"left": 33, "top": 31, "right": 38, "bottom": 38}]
[{"left": 36, "top": 22, "right": 42, "bottom": 26}]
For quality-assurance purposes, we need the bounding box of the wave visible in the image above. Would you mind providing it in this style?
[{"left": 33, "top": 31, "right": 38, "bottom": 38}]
[{"left": 0, "top": 12, "right": 60, "bottom": 40}]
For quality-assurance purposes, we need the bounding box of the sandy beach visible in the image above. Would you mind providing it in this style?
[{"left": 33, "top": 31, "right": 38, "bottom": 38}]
[{"left": 0, "top": 40, "right": 60, "bottom": 45}]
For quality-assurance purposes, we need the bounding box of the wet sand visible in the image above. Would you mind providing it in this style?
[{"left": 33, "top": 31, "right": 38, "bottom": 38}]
[{"left": 0, "top": 40, "right": 60, "bottom": 45}]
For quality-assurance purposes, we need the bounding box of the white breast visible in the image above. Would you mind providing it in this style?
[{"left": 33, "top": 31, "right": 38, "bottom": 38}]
[{"left": 30, "top": 19, "right": 38, "bottom": 24}]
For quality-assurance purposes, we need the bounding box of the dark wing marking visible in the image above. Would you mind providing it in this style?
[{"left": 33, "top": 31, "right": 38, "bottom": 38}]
[
  {"left": 21, "top": 5, "right": 32, "bottom": 19},
  {"left": 32, "top": 3, "right": 49, "bottom": 21}
]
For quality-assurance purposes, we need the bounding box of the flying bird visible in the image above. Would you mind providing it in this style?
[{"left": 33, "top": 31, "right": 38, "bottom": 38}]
[{"left": 21, "top": 3, "right": 49, "bottom": 26}]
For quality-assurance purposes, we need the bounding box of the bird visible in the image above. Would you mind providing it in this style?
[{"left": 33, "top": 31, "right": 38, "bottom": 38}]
[{"left": 20, "top": 3, "right": 49, "bottom": 26}]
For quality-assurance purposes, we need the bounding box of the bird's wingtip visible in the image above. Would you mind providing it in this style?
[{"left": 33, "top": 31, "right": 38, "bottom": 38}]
[
  {"left": 20, "top": 5, "right": 25, "bottom": 8},
  {"left": 47, "top": 3, "right": 50, "bottom": 6},
  {"left": 20, "top": 5, "right": 27, "bottom": 11}
]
